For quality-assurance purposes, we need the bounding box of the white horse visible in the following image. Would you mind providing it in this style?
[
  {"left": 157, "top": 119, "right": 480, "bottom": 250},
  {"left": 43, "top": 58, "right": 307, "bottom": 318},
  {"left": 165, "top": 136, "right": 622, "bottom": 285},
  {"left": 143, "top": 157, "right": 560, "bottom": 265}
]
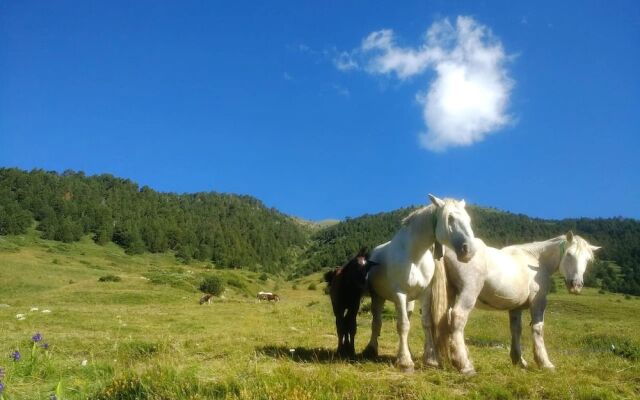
[
  {"left": 364, "top": 195, "right": 477, "bottom": 372},
  {"left": 442, "top": 231, "right": 600, "bottom": 374}
]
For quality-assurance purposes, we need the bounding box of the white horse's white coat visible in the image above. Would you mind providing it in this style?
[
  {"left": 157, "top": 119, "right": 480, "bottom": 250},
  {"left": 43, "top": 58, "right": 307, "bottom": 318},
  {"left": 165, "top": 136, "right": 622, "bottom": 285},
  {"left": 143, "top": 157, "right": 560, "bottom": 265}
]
[
  {"left": 364, "top": 195, "right": 477, "bottom": 371},
  {"left": 443, "top": 232, "right": 600, "bottom": 374}
]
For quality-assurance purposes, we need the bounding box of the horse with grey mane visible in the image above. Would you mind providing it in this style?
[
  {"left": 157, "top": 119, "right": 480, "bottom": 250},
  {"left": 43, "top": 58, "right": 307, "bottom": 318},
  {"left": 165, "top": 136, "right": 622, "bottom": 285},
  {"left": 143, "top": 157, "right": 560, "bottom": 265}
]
[{"left": 438, "top": 231, "right": 600, "bottom": 374}]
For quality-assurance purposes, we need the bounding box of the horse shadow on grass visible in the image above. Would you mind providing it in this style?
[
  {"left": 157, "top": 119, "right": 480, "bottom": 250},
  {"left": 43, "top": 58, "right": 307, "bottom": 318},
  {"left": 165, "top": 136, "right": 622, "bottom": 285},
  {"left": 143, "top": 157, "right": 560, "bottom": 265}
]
[{"left": 256, "top": 345, "right": 395, "bottom": 365}]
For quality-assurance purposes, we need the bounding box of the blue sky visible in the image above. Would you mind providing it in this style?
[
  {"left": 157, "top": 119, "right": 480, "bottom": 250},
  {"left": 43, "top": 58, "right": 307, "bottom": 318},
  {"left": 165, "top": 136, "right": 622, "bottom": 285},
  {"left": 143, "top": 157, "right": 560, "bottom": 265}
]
[{"left": 1, "top": 1, "right": 639, "bottom": 220}]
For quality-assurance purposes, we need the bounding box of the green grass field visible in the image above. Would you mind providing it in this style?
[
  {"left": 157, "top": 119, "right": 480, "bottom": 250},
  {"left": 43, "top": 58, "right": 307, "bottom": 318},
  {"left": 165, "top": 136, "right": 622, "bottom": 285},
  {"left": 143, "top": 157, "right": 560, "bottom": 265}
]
[{"left": 1, "top": 231, "right": 639, "bottom": 399}]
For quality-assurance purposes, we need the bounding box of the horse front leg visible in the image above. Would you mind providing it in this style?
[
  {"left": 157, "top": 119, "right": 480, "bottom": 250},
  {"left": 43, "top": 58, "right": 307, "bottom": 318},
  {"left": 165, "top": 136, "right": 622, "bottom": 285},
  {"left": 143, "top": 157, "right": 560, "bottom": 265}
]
[
  {"left": 530, "top": 300, "right": 555, "bottom": 370},
  {"left": 509, "top": 309, "right": 528, "bottom": 368},
  {"left": 449, "top": 302, "right": 475, "bottom": 375},
  {"left": 363, "top": 293, "right": 384, "bottom": 358},
  {"left": 394, "top": 292, "right": 414, "bottom": 372}
]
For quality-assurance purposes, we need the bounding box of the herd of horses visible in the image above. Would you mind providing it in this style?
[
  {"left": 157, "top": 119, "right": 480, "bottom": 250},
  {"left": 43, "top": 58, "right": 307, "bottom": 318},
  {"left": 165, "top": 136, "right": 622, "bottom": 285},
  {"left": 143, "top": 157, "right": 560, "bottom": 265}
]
[{"left": 324, "top": 194, "right": 600, "bottom": 375}]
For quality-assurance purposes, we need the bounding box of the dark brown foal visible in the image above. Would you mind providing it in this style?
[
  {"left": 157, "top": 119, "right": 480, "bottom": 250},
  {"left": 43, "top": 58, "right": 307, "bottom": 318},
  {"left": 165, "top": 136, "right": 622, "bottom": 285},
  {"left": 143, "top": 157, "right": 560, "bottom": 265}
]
[{"left": 324, "top": 248, "right": 376, "bottom": 358}]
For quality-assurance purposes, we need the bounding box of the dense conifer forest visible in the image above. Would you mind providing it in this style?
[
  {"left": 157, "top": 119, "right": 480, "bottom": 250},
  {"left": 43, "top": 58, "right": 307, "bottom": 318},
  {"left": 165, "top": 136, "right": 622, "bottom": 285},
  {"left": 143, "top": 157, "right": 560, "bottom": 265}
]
[
  {"left": 0, "top": 168, "right": 309, "bottom": 272},
  {"left": 1, "top": 168, "right": 639, "bottom": 294}
]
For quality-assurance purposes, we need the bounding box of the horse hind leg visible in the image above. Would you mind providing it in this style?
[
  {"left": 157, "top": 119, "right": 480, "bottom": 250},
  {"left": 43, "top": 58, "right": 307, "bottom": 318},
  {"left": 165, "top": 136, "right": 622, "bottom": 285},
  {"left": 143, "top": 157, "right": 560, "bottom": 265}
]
[
  {"left": 346, "top": 307, "right": 358, "bottom": 359},
  {"left": 406, "top": 300, "right": 415, "bottom": 319},
  {"left": 363, "top": 294, "right": 384, "bottom": 358},
  {"left": 337, "top": 322, "right": 347, "bottom": 357},
  {"left": 509, "top": 309, "right": 528, "bottom": 368},
  {"left": 394, "top": 292, "right": 415, "bottom": 372}
]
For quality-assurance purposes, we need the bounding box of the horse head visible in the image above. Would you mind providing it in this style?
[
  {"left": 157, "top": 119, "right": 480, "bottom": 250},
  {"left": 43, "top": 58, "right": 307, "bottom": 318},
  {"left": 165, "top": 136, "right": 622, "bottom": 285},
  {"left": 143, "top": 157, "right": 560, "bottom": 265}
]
[
  {"left": 429, "top": 194, "right": 477, "bottom": 262},
  {"left": 558, "top": 231, "right": 600, "bottom": 294},
  {"left": 345, "top": 247, "right": 377, "bottom": 290}
]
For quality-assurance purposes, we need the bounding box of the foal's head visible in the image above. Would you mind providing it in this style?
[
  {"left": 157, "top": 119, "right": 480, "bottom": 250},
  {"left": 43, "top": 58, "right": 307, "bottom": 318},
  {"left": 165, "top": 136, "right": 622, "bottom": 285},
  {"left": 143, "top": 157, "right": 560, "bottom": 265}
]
[
  {"left": 558, "top": 231, "right": 600, "bottom": 294},
  {"left": 324, "top": 248, "right": 374, "bottom": 293},
  {"left": 429, "top": 194, "right": 477, "bottom": 262}
]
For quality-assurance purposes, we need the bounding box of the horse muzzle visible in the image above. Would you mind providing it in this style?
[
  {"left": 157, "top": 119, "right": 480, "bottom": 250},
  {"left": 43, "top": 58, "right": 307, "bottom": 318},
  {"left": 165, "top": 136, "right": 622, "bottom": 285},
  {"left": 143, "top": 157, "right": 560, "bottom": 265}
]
[
  {"left": 566, "top": 279, "right": 583, "bottom": 294},
  {"left": 456, "top": 242, "right": 475, "bottom": 262}
]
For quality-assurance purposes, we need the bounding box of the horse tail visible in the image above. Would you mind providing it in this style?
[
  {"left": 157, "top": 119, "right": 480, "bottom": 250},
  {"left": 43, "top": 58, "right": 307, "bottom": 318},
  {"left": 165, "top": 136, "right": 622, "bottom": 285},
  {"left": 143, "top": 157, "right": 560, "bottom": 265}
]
[
  {"left": 431, "top": 255, "right": 451, "bottom": 365},
  {"left": 324, "top": 269, "right": 336, "bottom": 285}
]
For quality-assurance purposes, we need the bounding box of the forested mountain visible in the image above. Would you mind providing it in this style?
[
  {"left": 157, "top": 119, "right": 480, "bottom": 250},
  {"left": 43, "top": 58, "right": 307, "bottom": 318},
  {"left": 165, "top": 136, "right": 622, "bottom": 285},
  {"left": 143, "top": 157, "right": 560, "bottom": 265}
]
[
  {"left": 1, "top": 168, "right": 639, "bottom": 294},
  {"left": 299, "top": 205, "right": 640, "bottom": 295},
  {"left": 0, "top": 168, "right": 309, "bottom": 272}
]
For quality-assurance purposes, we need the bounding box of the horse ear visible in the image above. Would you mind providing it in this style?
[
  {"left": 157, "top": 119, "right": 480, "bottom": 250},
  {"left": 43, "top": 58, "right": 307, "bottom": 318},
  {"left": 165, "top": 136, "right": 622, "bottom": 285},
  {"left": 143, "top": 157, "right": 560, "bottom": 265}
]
[
  {"left": 434, "top": 240, "right": 444, "bottom": 260},
  {"left": 428, "top": 194, "right": 445, "bottom": 207},
  {"left": 459, "top": 199, "right": 466, "bottom": 208},
  {"left": 590, "top": 245, "right": 601, "bottom": 252},
  {"left": 566, "top": 230, "right": 574, "bottom": 243}
]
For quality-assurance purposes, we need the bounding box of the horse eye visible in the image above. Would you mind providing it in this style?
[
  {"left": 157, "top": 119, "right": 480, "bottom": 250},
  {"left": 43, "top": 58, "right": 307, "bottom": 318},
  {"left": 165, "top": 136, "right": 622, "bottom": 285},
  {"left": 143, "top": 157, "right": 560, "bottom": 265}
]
[{"left": 448, "top": 215, "right": 455, "bottom": 226}]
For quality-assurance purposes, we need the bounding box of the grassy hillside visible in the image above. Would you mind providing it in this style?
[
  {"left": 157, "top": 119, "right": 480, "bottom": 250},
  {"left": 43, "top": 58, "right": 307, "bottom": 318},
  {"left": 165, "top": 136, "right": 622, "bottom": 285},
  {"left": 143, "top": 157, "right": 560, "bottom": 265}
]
[{"left": 1, "top": 232, "right": 639, "bottom": 399}]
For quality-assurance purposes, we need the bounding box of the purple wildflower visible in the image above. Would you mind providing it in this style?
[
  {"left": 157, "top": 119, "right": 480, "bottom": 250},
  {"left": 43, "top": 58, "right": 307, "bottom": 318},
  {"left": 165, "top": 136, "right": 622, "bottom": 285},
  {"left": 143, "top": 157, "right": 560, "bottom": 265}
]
[
  {"left": 32, "top": 332, "right": 43, "bottom": 343},
  {"left": 41, "top": 343, "right": 49, "bottom": 350},
  {"left": 11, "top": 350, "right": 20, "bottom": 361},
  {"left": 0, "top": 381, "right": 5, "bottom": 394}
]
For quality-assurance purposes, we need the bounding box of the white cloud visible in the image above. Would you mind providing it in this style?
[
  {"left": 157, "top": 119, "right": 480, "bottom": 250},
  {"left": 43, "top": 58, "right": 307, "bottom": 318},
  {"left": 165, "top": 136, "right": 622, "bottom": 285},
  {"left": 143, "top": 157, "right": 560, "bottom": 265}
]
[{"left": 339, "top": 16, "right": 514, "bottom": 151}]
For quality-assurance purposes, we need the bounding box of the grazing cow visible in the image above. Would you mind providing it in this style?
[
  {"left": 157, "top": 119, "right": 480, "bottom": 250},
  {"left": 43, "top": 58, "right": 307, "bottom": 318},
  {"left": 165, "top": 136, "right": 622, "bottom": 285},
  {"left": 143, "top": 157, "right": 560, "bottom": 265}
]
[
  {"left": 257, "top": 291, "right": 280, "bottom": 302},
  {"left": 324, "top": 248, "right": 377, "bottom": 358},
  {"left": 199, "top": 293, "right": 213, "bottom": 305}
]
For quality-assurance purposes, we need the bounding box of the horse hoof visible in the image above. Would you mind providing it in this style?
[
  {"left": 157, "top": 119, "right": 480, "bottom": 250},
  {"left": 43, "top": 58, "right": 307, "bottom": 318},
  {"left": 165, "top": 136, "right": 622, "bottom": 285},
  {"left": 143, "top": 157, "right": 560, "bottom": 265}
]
[
  {"left": 423, "top": 358, "right": 440, "bottom": 368},
  {"left": 543, "top": 364, "right": 556, "bottom": 372},
  {"left": 461, "top": 367, "right": 476, "bottom": 376},
  {"left": 362, "top": 346, "right": 378, "bottom": 359},
  {"left": 398, "top": 363, "right": 415, "bottom": 373},
  {"left": 396, "top": 358, "right": 415, "bottom": 373}
]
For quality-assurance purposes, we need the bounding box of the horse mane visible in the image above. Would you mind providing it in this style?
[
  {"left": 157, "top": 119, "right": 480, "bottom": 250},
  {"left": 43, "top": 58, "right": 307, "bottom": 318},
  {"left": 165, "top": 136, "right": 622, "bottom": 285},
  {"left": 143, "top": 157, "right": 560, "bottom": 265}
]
[
  {"left": 401, "top": 198, "right": 462, "bottom": 228},
  {"left": 511, "top": 235, "right": 565, "bottom": 258},
  {"left": 402, "top": 204, "right": 435, "bottom": 226},
  {"left": 510, "top": 234, "right": 595, "bottom": 260},
  {"left": 567, "top": 235, "right": 596, "bottom": 260}
]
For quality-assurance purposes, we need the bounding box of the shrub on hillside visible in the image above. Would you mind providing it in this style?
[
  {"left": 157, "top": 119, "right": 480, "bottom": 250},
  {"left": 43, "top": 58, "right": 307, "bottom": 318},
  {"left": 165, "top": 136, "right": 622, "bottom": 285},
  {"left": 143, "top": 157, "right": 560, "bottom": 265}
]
[
  {"left": 199, "top": 275, "right": 225, "bottom": 296},
  {"left": 98, "top": 274, "right": 121, "bottom": 282},
  {"left": 307, "top": 282, "right": 317, "bottom": 291}
]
